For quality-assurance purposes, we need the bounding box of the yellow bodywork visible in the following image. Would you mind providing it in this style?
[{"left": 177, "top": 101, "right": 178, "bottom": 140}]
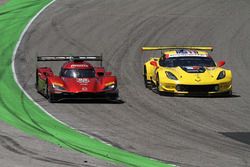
[{"left": 143, "top": 47, "right": 232, "bottom": 95}]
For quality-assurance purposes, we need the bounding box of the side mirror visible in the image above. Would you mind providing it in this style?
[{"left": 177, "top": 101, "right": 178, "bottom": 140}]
[
  {"left": 150, "top": 61, "right": 158, "bottom": 67},
  {"left": 105, "top": 72, "right": 112, "bottom": 76},
  {"left": 217, "top": 61, "right": 225, "bottom": 67}
]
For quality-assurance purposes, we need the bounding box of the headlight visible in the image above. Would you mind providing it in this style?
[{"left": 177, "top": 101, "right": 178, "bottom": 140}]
[
  {"left": 52, "top": 84, "right": 65, "bottom": 90},
  {"left": 214, "top": 85, "right": 219, "bottom": 91},
  {"left": 166, "top": 71, "right": 178, "bottom": 80},
  {"left": 217, "top": 71, "right": 226, "bottom": 80},
  {"left": 104, "top": 82, "right": 117, "bottom": 90},
  {"left": 104, "top": 84, "right": 116, "bottom": 90}
]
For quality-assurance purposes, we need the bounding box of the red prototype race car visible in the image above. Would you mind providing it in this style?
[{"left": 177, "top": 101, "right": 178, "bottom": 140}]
[{"left": 36, "top": 56, "right": 119, "bottom": 103}]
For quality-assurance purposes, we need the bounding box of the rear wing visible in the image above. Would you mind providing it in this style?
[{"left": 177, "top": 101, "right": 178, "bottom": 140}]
[
  {"left": 141, "top": 46, "right": 213, "bottom": 52},
  {"left": 37, "top": 55, "right": 103, "bottom": 66}
]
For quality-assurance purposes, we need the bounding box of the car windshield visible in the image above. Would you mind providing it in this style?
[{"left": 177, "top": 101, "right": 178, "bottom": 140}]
[
  {"left": 159, "top": 57, "right": 216, "bottom": 67},
  {"left": 61, "top": 69, "right": 95, "bottom": 78}
]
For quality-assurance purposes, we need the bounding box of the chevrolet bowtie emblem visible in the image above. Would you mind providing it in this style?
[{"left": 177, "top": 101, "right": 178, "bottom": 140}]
[
  {"left": 195, "top": 78, "right": 201, "bottom": 82},
  {"left": 195, "top": 74, "right": 201, "bottom": 82}
]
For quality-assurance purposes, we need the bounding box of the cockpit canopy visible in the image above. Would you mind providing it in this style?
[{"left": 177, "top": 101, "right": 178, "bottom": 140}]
[
  {"left": 60, "top": 69, "right": 95, "bottom": 78},
  {"left": 159, "top": 56, "right": 216, "bottom": 67}
]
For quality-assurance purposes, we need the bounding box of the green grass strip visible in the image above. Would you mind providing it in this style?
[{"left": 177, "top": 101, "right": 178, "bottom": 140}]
[{"left": 0, "top": 0, "right": 175, "bottom": 166}]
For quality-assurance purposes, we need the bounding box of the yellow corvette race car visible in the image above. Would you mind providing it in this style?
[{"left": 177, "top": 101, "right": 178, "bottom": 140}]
[{"left": 142, "top": 46, "right": 232, "bottom": 96}]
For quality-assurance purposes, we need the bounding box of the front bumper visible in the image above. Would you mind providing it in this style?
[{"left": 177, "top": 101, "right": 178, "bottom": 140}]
[
  {"left": 52, "top": 90, "right": 119, "bottom": 101},
  {"left": 160, "top": 82, "right": 232, "bottom": 96}
]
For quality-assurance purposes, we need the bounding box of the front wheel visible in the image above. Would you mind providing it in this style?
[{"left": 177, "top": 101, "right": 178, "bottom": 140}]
[
  {"left": 222, "top": 90, "right": 232, "bottom": 97},
  {"left": 109, "top": 92, "right": 119, "bottom": 101},
  {"left": 48, "top": 91, "right": 58, "bottom": 103},
  {"left": 144, "top": 66, "right": 151, "bottom": 89},
  {"left": 156, "top": 75, "right": 164, "bottom": 96},
  {"left": 45, "top": 82, "right": 57, "bottom": 103}
]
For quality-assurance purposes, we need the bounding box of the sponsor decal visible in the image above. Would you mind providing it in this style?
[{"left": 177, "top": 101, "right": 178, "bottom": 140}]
[
  {"left": 82, "top": 87, "right": 88, "bottom": 91},
  {"left": 176, "top": 49, "right": 198, "bottom": 54},
  {"left": 77, "top": 78, "right": 90, "bottom": 83},
  {"left": 71, "top": 64, "right": 89, "bottom": 68},
  {"left": 169, "top": 54, "right": 208, "bottom": 58}
]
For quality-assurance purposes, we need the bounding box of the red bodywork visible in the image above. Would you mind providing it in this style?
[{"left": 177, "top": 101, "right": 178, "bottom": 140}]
[{"left": 36, "top": 57, "right": 118, "bottom": 102}]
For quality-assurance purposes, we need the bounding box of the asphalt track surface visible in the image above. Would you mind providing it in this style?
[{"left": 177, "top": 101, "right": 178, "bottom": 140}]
[{"left": 12, "top": 0, "right": 250, "bottom": 166}]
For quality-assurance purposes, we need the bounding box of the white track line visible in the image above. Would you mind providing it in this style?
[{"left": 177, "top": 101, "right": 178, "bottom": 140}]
[
  {"left": 12, "top": 0, "right": 63, "bottom": 125},
  {"left": 11, "top": 0, "right": 110, "bottom": 145}
]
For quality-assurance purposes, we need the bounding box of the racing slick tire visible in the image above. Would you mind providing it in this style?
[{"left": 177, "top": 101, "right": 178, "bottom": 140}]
[
  {"left": 48, "top": 91, "right": 58, "bottom": 103},
  {"left": 221, "top": 90, "right": 233, "bottom": 97},
  {"left": 156, "top": 74, "right": 164, "bottom": 96},
  {"left": 109, "top": 92, "right": 119, "bottom": 101},
  {"left": 227, "top": 90, "right": 233, "bottom": 96},
  {"left": 144, "top": 66, "right": 151, "bottom": 89},
  {"left": 45, "top": 81, "right": 58, "bottom": 103}
]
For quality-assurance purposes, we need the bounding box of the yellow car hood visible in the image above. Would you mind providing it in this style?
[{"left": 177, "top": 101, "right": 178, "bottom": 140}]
[{"left": 168, "top": 66, "right": 224, "bottom": 84}]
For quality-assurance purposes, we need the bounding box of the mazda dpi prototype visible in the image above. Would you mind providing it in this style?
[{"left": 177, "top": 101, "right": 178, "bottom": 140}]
[
  {"left": 142, "top": 46, "right": 232, "bottom": 96},
  {"left": 36, "top": 56, "right": 119, "bottom": 102}
]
